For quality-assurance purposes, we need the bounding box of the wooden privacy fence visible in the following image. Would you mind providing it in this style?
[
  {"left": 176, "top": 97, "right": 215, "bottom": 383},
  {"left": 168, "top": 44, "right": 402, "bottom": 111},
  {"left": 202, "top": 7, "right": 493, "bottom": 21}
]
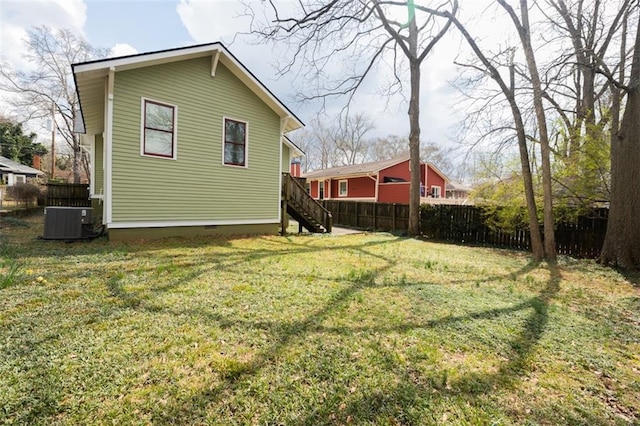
[
  {"left": 555, "top": 208, "right": 608, "bottom": 258},
  {"left": 322, "top": 200, "right": 609, "bottom": 259},
  {"left": 322, "top": 200, "right": 409, "bottom": 232},
  {"left": 46, "top": 183, "right": 91, "bottom": 207},
  {"left": 420, "top": 205, "right": 532, "bottom": 251}
]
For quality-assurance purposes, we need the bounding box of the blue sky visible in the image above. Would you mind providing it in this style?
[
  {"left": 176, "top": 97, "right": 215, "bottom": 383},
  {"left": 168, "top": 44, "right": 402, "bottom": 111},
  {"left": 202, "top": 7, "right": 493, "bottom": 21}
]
[
  {"left": 0, "top": 0, "right": 467, "bottom": 145},
  {"left": 84, "top": 1, "right": 193, "bottom": 53}
]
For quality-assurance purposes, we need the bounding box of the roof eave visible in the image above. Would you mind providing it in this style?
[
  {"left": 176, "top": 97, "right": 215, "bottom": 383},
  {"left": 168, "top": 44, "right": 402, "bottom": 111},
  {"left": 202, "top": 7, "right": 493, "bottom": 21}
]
[{"left": 72, "top": 43, "right": 304, "bottom": 134}]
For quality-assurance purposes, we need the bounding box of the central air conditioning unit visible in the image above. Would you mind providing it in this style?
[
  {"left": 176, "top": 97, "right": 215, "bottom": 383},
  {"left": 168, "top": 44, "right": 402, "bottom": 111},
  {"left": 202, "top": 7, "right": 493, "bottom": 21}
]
[{"left": 43, "top": 207, "right": 93, "bottom": 240}]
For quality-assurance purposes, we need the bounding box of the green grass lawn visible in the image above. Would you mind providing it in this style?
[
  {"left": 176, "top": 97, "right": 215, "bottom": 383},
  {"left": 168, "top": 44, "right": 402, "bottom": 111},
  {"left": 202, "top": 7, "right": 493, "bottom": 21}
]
[{"left": 1, "top": 214, "right": 639, "bottom": 425}]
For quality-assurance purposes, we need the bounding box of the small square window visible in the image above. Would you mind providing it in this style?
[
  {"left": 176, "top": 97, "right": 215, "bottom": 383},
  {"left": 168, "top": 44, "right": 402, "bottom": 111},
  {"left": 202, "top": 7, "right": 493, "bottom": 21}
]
[
  {"left": 142, "top": 99, "right": 176, "bottom": 158},
  {"left": 224, "top": 118, "right": 247, "bottom": 166},
  {"left": 338, "top": 180, "right": 348, "bottom": 197}
]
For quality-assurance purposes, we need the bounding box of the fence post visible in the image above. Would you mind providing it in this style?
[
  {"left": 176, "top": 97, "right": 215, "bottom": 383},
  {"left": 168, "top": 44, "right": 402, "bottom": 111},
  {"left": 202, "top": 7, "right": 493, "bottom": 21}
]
[
  {"left": 373, "top": 203, "right": 377, "bottom": 230},
  {"left": 392, "top": 203, "right": 396, "bottom": 232},
  {"left": 355, "top": 202, "right": 359, "bottom": 228}
]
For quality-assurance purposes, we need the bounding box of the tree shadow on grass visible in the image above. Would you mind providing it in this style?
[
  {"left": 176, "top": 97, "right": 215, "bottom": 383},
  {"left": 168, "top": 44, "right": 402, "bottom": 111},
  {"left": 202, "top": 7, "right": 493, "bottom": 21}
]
[
  {"left": 1, "top": 235, "right": 408, "bottom": 423},
  {"left": 143, "top": 253, "right": 559, "bottom": 424},
  {"left": 2, "top": 227, "right": 568, "bottom": 424},
  {"left": 290, "top": 265, "right": 563, "bottom": 425}
]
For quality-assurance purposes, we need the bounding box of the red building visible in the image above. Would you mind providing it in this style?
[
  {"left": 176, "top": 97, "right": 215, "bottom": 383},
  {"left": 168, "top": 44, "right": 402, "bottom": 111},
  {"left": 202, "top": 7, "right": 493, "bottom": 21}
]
[{"left": 303, "top": 157, "right": 449, "bottom": 204}]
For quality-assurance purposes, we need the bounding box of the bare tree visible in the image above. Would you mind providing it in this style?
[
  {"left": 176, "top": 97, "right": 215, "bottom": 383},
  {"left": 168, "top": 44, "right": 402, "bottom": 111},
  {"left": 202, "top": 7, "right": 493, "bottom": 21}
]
[
  {"left": 309, "top": 117, "right": 340, "bottom": 170},
  {"left": 542, "top": 0, "right": 631, "bottom": 157},
  {"left": 249, "top": 0, "right": 458, "bottom": 236},
  {"left": 333, "top": 113, "right": 375, "bottom": 165},
  {"left": 0, "top": 26, "right": 106, "bottom": 183},
  {"left": 422, "top": 4, "right": 546, "bottom": 260},
  {"left": 371, "top": 134, "right": 409, "bottom": 160}
]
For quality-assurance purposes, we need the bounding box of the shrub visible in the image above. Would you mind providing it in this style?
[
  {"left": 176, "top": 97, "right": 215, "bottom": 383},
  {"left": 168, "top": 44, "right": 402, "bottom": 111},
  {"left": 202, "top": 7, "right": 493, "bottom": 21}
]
[{"left": 6, "top": 183, "right": 41, "bottom": 207}]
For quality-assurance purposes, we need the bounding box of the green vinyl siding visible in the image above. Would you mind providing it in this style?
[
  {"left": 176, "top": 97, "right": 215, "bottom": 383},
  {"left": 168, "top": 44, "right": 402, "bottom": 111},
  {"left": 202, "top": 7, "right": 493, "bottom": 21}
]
[
  {"left": 281, "top": 143, "right": 290, "bottom": 173},
  {"left": 110, "top": 57, "right": 282, "bottom": 223},
  {"left": 93, "top": 134, "right": 104, "bottom": 196}
]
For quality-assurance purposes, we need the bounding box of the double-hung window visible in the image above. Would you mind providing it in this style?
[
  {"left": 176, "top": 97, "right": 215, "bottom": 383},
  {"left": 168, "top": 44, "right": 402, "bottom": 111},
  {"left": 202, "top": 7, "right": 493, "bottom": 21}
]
[
  {"left": 223, "top": 118, "right": 247, "bottom": 167},
  {"left": 142, "top": 99, "right": 176, "bottom": 159},
  {"left": 338, "top": 180, "right": 348, "bottom": 197}
]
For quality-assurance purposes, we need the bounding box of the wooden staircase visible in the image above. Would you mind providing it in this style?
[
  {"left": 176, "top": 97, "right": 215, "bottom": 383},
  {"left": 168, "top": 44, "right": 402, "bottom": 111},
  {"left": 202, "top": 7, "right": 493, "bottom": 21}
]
[{"left": 282, "top": 173, "right": 332, "bottom": 234}]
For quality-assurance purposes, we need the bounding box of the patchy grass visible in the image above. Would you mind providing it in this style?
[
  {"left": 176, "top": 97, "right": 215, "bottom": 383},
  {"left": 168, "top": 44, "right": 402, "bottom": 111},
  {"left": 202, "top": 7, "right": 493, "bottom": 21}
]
[{"left": 1, "top": 214, "right": 639, "bottom": 425}]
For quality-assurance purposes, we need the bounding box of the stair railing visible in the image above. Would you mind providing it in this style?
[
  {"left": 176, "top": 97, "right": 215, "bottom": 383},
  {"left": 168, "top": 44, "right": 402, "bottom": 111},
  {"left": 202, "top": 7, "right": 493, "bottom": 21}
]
[{"left": 283, "top": 173, "right": 332, "bottom": 232}]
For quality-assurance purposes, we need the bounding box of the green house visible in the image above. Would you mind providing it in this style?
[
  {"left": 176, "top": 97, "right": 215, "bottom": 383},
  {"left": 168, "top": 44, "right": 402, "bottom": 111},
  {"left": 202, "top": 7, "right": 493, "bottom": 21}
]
[{"left": 72, "top": 43, "right": 307, "bottom": 240}]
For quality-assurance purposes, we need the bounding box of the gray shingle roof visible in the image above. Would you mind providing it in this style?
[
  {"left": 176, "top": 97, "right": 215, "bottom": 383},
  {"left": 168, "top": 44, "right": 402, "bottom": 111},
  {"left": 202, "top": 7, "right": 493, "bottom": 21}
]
[
  {"left": 0, "top": 156, "right": 45, "bottom": 176},
  {"left": 303, "top": 157, "right": 410, "bottom": 179}
]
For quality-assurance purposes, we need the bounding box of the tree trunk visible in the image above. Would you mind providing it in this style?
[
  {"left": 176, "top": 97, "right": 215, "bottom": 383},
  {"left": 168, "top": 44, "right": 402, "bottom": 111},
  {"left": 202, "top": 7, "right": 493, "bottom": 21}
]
[
  {"left": 509, "top": 69, "right": 545, "bottom": 261},
  {"left": 72, "top": 134, "right": 81, "bottom": 184},
  {"left": 407, "top": 16, "right": 421, "bottom": 236},
  {"left": 444, "top": 12, "right": 544, "bottom": 260},
  {"left": 600, "top": 17, "right": 640, "bottom": 270},
  {"left": 502, "top": 0, "right": 557, "bottom": 261}
]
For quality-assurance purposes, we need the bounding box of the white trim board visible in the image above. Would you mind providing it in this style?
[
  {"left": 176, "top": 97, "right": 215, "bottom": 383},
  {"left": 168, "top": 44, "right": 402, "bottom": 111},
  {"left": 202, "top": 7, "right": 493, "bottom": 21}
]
[{"left": 108, "top": 218, "right": 280, "bottom": 229}]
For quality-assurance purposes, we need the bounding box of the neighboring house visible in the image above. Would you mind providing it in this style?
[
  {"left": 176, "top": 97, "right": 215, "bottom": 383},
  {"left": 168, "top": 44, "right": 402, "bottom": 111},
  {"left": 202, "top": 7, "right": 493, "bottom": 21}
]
[
  {"left": 303, "top": 157, "right": 449, "bottom": 204},
  {"left": 72, "top": 42, "right": 305, "bottom": 240},
  {"left": 50, "top": 168, "right": 90, "bottom": 184},
  {"left": 0, "top": 155, "right": 45, "bottom": 186},
  {"left": 446, "top": 181, "right": 473, "bottom": 204}
]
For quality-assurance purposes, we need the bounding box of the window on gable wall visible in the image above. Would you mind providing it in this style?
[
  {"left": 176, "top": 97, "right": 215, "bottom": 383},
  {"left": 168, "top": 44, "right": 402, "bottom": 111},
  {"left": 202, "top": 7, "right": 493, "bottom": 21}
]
[
  {"left": 224, "top": 118, "right": 247, "bottom": 166},
  {"left": 431, "top": 186, "right": 441, "bottom": 198},
  {"left": 142, "top": 99, "right": 176, "bottom": 158}
]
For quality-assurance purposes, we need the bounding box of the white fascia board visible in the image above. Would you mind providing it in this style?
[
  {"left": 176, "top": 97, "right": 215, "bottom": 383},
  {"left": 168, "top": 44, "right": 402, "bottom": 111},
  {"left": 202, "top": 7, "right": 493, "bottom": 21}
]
[
  {"left": 108, "top": 218, "right": 279, "bottom": 229},
  {"left": 73, "top": 44, "right": 224, "bottom": 74},
  {"left": 283, "top": 135, "right": 305, "bottom": 158},
  {"left": 427, "top": 163, "right": 450, "bottom": 182},
  {"left": 305, "top": 172, "right": 375, "bottom": 181}
]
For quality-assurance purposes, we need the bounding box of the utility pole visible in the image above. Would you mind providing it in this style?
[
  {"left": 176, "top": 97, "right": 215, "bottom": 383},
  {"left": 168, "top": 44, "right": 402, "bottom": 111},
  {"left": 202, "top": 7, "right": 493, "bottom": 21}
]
[{"left": 51, "top": 102, "right": 55, "bottom": 180}]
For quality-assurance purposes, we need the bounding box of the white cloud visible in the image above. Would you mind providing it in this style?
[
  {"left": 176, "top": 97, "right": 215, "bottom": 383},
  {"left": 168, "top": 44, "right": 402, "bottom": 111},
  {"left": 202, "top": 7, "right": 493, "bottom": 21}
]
[
  {"left": 0, "top": 0, "right": 87, "bottom": 70},
  {"left": 0, "top": 0, "right": 87, "bottom": 135},
  {"left": 177, "top": 0, "right": 253, "bottom": 44},
  {"left": 109, "top": 43, "right": 138, "bottom": 58}
]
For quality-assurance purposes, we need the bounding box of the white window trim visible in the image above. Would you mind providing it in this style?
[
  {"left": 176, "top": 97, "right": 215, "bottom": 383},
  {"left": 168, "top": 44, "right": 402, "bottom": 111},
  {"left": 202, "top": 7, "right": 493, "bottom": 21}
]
[
  {"left": 140, "top": 97, "right": 178, "bottom": 160},
  {"left": 431, "top": 185, "right": 441, "bottom": 198},
  {"left": 338, "top": 179, "right": 348, "bottom": 197},
  {"left": 222, "top": 116, "right": 249, "bottom": 168},
  {"left": 318, "top": 181, "right": 325, "bottom": 200},
  {"left": 14, "top": 174, "right": 26, "bottom": 184}
]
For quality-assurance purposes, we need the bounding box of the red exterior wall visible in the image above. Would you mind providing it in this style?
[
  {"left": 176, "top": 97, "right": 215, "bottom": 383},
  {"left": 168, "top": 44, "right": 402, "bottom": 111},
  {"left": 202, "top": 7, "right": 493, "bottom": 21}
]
[
  {"left": 378, "top": 182, "right": 411, "bottom": 203},
  {"left": 290, "top": 161, "right": 301, "bottom": 177},
  {"left": 377, "top": 160, "right": 427, "bottom": 203},
  {"left": 331, "top": 176, "right": 375, "bottom": 199},
  {"left": 309, "top": 180, "right": 330, "bottom": 199},
  {"left": 426, "top": 166, "right": 446, "bottom": 198},
  {"left": 379, "top": 160, "right": 412, "bottom": 182}
]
